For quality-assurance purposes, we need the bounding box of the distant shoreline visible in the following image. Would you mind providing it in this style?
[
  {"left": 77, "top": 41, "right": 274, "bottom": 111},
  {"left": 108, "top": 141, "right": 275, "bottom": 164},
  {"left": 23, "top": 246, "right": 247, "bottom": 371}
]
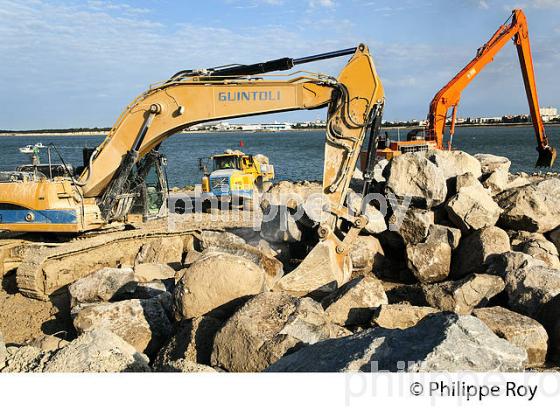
[{"left": 0, "top": 122, "right": 558, "bottom": 137}]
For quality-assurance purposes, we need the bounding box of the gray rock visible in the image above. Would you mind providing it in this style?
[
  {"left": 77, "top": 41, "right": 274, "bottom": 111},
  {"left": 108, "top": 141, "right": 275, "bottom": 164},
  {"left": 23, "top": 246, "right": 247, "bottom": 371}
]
[
  {"left": 427, "top": 150, "right": 482, "bottom": 181},
  {"left": 29, "top": 334, "right": 69, "bottom": 352},
  {"left": 135, "top": 236, "right": 184, "bottom": 266},
  {"left": 407, "top": 241, "right": 451, "bottom": 284},
  {"left": 456, "top": 172, "right": 484, "bottom": 191},
  {"left": 504, "top": 264, "right": 560, "bottom": 321},
  {"left": 349, "top": 236, "right": 385, "bottom": 273},
  {"left": 321, "top": 276, "right": 388, "bottom": 326},
  {"left": 385, "top": 153, "right": 447, "bottom": 208},
  {"left": 473, "top": 306, "right": 548, "bottom": 368},
  {"left": 516, "top": 233, "right": 560, "bottom": 269},
  {"left": 1, "top": 346, "right": 53, "bottom": 373},
  {"left": 483, "top": 168, "right": 509, "bottom": 195},
  {"left": 68, "top": 267, "right": 136, "bottom": 308},
  {"left": 155, "top": 316, "right": 223, "bottom": 367},
  {"left": 134, "top": 263, "right": 175, "bottom": 282},
  {"left": 211, "top": 291, "right": 334, "bottom": 372},
  {"left": 446, "top": 185, "right": 502, "bottom": 232},
  {"left": 44, "top": 328, "right": 151, "bottom": 372},
  {"left": 475, "top": 153, "right": 511, "bottom": 175},
  {"left": 73, "top": 298, "right": 172, "bottom": 356},
  {"left": 428, "top": 224, "right": 461, "bottom": 250},
  {"left": 389, "top": 208, "right": 434, "bottom": 245},
  {"left": 422, "top": 274, "right": 505, "bottom": 314},
  {"left": 372, "top": 305, "right": 438, "bottom": 329},
  {"left": 174, "top": 253, "right": 268, "bottom": 320},
  {"left": 133, "top": 280, "right": 170, "bottom": 300},
  {"left": 487, "top": 251, "right": 545, "bottom": 278},
  {"left": 452, "top": 226, "right": 511, "bottom": 278},
  {"left": 496, "top": 178, "right": 560, "bottom": 233},
  {"left": 265, "top": 313, "right": 526, "bottom": 372}
]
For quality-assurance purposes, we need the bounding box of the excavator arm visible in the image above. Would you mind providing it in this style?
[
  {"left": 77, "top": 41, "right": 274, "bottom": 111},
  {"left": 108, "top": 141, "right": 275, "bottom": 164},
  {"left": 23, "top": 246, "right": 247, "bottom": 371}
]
[
  {"left": 81, "top": 44, "right": 384, "bottom": 227},
  {"left": 427, "top": 9, "right": 556, "bottom": 167}
]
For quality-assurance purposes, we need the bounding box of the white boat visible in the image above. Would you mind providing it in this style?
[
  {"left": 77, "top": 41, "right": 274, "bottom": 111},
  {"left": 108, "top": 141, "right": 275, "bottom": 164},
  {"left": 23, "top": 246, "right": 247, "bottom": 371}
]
[
  {"left": 19, "top": 143, "right": 45, "bottom": 154},
  {"left": 19, "top": 145, "right": 35, "bottom": 154}
]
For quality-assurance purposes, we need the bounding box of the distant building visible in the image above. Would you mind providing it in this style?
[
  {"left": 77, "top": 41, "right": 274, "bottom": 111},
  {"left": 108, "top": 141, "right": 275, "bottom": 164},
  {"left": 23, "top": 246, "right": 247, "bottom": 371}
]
[{"left": 540, "top": 106, "right": 558, "bottom": 122}]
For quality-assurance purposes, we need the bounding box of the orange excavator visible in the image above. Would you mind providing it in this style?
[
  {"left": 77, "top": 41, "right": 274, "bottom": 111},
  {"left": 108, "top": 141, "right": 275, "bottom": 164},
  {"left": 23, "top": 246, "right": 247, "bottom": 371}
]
[{"left": 378, "top": 9, "right": 556, "bottom": 167}]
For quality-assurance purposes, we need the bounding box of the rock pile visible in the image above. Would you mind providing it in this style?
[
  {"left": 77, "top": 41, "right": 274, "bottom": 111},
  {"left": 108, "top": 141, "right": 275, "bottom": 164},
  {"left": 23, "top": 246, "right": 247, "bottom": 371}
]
[{"left": 2, "top": 150, "right": 559, "bottom": 373}]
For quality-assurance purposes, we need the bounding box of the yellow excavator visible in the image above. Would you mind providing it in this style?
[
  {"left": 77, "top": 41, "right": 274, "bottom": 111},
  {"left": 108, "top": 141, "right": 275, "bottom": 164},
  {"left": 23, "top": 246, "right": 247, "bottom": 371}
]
[{"left": 0, "top": 44, "right": 385, "bottom": 299}]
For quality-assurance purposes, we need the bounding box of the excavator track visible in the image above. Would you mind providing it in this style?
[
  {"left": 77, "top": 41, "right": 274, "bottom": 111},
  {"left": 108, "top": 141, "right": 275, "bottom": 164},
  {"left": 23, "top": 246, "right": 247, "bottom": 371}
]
[{"left": 16, "top": 228, "right": 202, "bottom": 300}]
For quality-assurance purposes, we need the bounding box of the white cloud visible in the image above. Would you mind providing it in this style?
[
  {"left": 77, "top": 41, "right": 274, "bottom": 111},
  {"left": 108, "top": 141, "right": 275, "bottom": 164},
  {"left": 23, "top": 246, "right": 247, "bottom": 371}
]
[{"left": 308, "top": 0, "right": 335, "bottom": 8}]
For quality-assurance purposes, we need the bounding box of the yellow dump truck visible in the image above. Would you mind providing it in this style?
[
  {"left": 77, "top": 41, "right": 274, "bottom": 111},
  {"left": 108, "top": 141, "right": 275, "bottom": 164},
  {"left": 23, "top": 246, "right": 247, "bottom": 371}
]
[{"left": 200, "top": 150, "right": 274, "bottom": 200}]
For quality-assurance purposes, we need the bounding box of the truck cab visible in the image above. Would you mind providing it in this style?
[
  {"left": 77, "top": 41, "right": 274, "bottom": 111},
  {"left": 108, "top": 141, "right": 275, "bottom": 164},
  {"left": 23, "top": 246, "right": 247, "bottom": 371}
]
[{"left": 201, "top": 150, "right": 274, "bottom": 200}]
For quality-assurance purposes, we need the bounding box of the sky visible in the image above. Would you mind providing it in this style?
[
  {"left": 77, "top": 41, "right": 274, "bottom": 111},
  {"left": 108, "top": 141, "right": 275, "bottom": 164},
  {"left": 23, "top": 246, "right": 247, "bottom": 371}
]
[{"left": 0, "top": 0, "right": 559, "bottom": 129}]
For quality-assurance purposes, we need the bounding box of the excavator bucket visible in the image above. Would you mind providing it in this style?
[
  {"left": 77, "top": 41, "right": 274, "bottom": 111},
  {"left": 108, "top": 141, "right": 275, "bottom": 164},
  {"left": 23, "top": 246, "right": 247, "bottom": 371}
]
[
  {"left": 273, "top": 237, "right": 352, "bottom": 297},
  {"left": 536, "top": 146, "right": 557, "bottom": 167}
]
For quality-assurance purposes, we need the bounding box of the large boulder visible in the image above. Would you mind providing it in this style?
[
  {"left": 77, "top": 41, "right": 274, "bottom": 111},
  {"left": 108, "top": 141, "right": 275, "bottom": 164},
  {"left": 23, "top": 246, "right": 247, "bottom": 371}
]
[
  {"left": 483, "top": 168, "right": 509, "bottom": 195},
  {"left": 68, "top": 267, "right": 136, "bottom": 307},
  {"left": 154, "top": 316, "right": 223, "bottom": 368},
  {"left": 372, "top": 305, "right": 438, "bottom": 329},
  {"left": 428, "top": 224, "right": 461, "bottom": 250},
  {"left": 516, "top": 233, "right": 560, "bottom": 269},
  {"left": 427, "top": 150, "right": 482, "bottom": 181},
  {"left": 211, "top": 291, "right": 334, "bottom": 372},
  {"left": 496, "top": 178, "right": 560, "bottom": 233},
  {"left": 550, "top": 227, "right": 560, "bottom": 254},
  {"left": 456, "top": 172, "right": 484, "bottom": 191},
  {"left": 73, "top": 298, "right": 172, "bottom": 356},
  {"left": 452, "top": 226, "right": 511, "bottom": 278},
  {"left": 475, "top": 153, "right": 511, "bottom": 175},
  {"left": 486, "top": 251, "right": 545, "bottom": 278},
  {"left": 44, "top": 328, "right": 150, "bottom": 372},
  {"left": 388, "top": 208, "right": 434, "bottom": 245},
  {"left": 504, "top": 264, "right": 560, "bottom": 322},
  {"left": 445, "top": 185, "right": 502, "bottom": 232},
  {"left": 406, "top": 241, "right": 451, "bottom": 284},
  {"left": 174, "top": 253, "right": 268, "bottom": 320},
  {"left": 321, "top": 276, "right": 388, "bottom": 326},
  {"left": 385, "top": 153, "right": 447, "bottom": 208},
  {"left": 473, "top": 307, "right": 548, "bottom": 368},
  {"left": 422, "top": 274, "right": 505, "bottom": 314},
  {"left": 349, "top": 236, "right": 385, "bottom": 274},
  {"left": 265, "top": 313, "right": 526, "bottom": 372}
]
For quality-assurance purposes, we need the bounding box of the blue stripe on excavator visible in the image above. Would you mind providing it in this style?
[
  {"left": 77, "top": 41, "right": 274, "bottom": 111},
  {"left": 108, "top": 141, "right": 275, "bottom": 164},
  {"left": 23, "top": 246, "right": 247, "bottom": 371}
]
[{"left": 0, "top": 209, "right": 77, "bottom": 224}]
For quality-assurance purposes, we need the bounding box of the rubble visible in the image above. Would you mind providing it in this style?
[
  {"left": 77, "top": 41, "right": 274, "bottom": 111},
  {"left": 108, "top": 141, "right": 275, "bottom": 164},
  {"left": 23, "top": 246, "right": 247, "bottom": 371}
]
[
  {"left": 68, "top": 267, "right": 136, "bottom": 307},
  {"left": 266, "top": 313, "right": 526, "bottom": 372},
  {"left": 512, "top": 232, "right": 560, "bottom": 269},
  {"left": 473, "top": 307, "right": 548, "bottom": 368},
  {"left": 496, "top": 178, "right": 560, "bottom": 233},
  {"left": 389, "top": 208, "right": 434, "bottom": 245},
  {"left": 475, "top": 153, "right": 511, "bottom": 174},
  {"left": 422, "top": 274, "right": 505, "bottom": 314},
  {"left": 73, "top": 298, "right": 173, "bottom": 356},
  {"left": 349, "top": 236, "right": 384, "bottom": 274},
  {"left": 482, "top": 168, "right": 509, "bottom": 195},
  {"left": 372, "top": 305, "right": 438, "bottom": 329},
  {"left": 321, "top": 276, "right": 388, "bottom": 326},
  {"left": 211, "top": 291, "right": 333, "bottom": 372},
  {"left": 446, "top": 185, "right": 503, "bottom": 232},
  {"left": 452, "top": 226, "right": 511, "bottom": 278},
  {"left": 44, "top": 328, "right": 151, "bottom": 372},
  {"left": 406, "top": 241, "right": 451, "bottom": 284}
]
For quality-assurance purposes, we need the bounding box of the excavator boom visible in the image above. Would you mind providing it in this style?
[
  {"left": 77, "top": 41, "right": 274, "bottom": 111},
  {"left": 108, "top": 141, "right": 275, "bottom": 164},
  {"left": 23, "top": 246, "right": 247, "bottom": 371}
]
[{"left": 427, "top": 9, "right": 556, "bottom": 167}]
